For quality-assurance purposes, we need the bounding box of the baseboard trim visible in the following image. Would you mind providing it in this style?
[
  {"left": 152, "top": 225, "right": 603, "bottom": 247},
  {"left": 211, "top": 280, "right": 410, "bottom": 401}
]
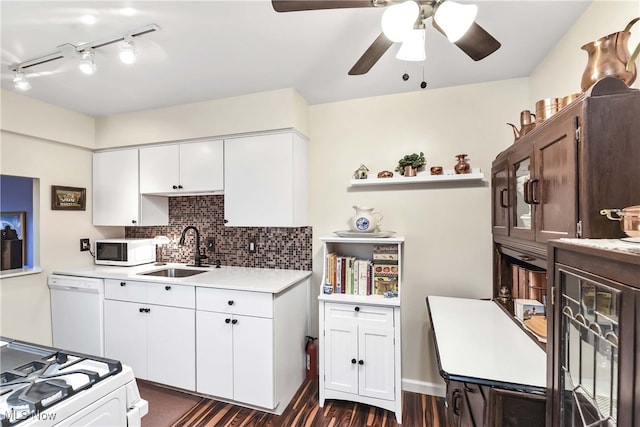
[{"left": 402, "top": 378, "right": 446, "bottom": 398}]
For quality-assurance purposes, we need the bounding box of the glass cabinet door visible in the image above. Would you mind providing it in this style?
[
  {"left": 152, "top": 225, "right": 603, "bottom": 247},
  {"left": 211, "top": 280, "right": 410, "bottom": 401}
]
[
  {"left": 513, "top": 157, "right": 532, "bottom": 230},
  {"left": 558, "top": 269, "right": 621, "bottom": 427}
]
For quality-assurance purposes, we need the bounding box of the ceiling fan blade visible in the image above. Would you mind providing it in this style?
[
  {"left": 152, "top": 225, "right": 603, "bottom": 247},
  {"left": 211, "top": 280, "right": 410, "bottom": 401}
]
[
  {"left": 349, "top": 33, "right": 393, "bottom": 75},
  {"left": 433, "top": 21, "right": 501, "bottom": 61},
  {"left": 272, "top": 0, "right": 374, "bottom": 12}
]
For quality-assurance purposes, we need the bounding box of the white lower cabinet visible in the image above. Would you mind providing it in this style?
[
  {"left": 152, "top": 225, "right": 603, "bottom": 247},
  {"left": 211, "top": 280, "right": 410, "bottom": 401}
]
[
  {"left": 104, "top": 279, "right": 195, "bottom": 390},
  {"left": 196, "top": 281, "right": 308, "bottom": 414},
  {"left": 320, "top": 302, "right": 402, "bottom": 422}
]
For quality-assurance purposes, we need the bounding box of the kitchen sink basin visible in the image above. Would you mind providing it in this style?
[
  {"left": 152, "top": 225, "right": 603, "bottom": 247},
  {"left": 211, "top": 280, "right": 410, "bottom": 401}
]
[{"left": 139, "top": 268, "right": 207, "bottom": 278}]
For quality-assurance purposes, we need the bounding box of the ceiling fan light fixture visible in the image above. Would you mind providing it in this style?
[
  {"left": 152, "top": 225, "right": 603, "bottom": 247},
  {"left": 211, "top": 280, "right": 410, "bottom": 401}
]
[
  {"left": 119, "top": 38, "right": 137, "bottom": 64},
  {"left": 79, "top": 50, "right": 97, "bottom": 75},
  {"left": 434, "top": 0, "right": 478, "bottom": 43},
  {"left": 381, "top": 0, "right": 420, "bottom": 43},
  {"left": 13, "top": 71, "right": 31, "bottom": 91},
  {"left": 396, "top": 28, "right": 426, "bottom": 61}
]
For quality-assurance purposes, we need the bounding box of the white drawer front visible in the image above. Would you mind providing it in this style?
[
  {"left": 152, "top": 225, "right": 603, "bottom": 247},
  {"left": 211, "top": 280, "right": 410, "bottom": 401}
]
[
  {"left": 105, "top": 279, "right": 147, "bottom": 303},
  {"left": 147, "top": 282, "right": 195, "bottom": 309},
  {"left": 196, "top": 288, "right": 273, "bottom": 318},
  {"left": 325, "top": 302, "right": 394, "bottom": 328}
]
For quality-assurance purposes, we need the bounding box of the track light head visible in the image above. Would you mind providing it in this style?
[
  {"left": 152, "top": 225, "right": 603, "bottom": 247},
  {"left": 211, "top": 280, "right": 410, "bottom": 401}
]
[
  {"left": 79, "top": 50, "right": 97, "bottom": 75},
  {"left": 13, "top": 71, "right": 31, "bottom": 91},
  {"left": 119, "top": 37, "right": 137, "bottom": 64}
]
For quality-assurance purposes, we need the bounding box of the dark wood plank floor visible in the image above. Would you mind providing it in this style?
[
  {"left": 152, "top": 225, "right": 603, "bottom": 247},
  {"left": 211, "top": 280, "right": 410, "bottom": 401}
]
[{"left": 171, "top": 379, "right": 449, "bottom": 427}]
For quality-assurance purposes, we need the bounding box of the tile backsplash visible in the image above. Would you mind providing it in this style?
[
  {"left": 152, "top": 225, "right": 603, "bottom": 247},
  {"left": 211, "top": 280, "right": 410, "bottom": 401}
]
[{"left": 125, "top": 195, "right": 312, "bottom": 270}]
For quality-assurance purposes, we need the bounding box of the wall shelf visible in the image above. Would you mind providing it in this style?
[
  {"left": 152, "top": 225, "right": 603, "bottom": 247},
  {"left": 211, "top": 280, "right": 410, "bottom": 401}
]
[{"left": 349, "top": 169, "right": 484, "bottom": 187}]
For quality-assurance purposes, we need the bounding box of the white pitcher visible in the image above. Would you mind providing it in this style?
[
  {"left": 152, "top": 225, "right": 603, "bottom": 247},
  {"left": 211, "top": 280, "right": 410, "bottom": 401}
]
[{"left": 349, "top": 206, "right": 383, "bottom": 232}]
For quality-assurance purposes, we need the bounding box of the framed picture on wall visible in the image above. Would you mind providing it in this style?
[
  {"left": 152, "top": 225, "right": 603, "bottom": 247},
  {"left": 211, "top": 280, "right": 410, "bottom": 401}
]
[
  {"left": 51, "top": 186, "right": 86, "bottom": 211},
  {"left": 1, "top": 211, "right": 26, "bottom": 262}
]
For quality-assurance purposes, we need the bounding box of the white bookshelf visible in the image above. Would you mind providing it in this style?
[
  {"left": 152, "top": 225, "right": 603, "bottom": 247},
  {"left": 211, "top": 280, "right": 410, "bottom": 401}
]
[{"left": 350, "top": 168, "right": 484, "bottom": 187}]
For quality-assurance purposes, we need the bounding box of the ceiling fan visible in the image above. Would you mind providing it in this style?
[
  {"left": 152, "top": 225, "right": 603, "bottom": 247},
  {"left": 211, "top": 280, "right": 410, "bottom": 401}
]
[{"left": 272, "top": 0, "right": 501, "bottom": 75}]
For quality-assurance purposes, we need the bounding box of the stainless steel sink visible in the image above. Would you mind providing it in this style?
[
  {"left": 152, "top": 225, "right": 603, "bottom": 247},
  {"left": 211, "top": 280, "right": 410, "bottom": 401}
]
[{"left": 139, "top": 268, "right": 207, "bottom": 278}]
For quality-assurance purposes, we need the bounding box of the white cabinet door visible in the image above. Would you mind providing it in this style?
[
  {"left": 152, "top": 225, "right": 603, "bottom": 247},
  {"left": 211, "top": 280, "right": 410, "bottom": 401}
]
[
  {"left": 324, "top": 320, "right": 359, "bottom": 395},
  {"left": 179, "top": 140, "right": 224, "bottom": 193},
  {"left": 147, "top": 304, "right": 195, "bottom": 390},
  {"left": 139, "top": 145, "right": 179, "bottom": 194},
  {"left": 104, "top": 300, "right": 148, "bottom": 379},
  {"left": 358, "top": 325, "right": 395, "bottom": 401},
  {"left": 233, "top": 315, "right": 274, "bottom": 408},
  {"left": 93, "top": 150, "right": 139, "bottom": 226},
  {"left": 196, "top": 310, "right": 233, "bottom": 399},
  {"left": 224, "top": 132, "right": 307, "bottom": 227}
]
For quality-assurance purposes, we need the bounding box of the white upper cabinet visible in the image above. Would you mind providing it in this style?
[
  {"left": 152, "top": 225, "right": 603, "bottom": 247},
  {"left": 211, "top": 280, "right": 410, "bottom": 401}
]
[
  {"left": 139, "top": 140, "right": 224, "bottom": 195},
  {"left": 224, "top": 132, "right": 308, "bottom": 227},
  {"left": 93, "top": 149, "right": 167, "bottom": 226}
]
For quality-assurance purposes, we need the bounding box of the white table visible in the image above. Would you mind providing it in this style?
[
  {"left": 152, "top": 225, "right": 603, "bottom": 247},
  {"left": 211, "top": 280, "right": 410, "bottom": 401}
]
[{"left": 426, "top": 296, "right": 546, "bottom": 391}]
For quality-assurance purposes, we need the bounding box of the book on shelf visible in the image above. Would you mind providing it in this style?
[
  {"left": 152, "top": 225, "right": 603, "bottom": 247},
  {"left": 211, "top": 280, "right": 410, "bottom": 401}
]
[{"left": 325, "top": 253, "right": 376, "bottom": 296}]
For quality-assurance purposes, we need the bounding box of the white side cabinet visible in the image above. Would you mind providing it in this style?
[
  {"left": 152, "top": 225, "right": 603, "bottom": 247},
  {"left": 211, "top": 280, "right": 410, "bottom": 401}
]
[
  {"left": 195, "top": 279, "right": 309, "bottom": 414},
  {"left": 139, "top": 140, "right": 224, "bottom": 195},
  {"left": 93, "top": 149, "right": 168, "bottom": 226},
  {"left": 224, "top": 131, "right": 308, "bottom": 227},
  {"left": 104, "top": 279, "right": 195, "bottom": 390},
  {"left": 318, "top": 236, "right": 404, "bottom": 423}
]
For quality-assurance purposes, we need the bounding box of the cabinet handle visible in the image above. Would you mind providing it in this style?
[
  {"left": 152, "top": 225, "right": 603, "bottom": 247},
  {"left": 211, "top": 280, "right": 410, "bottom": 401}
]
[
  {"left": 530, "top": 179, "right": 540, "bottom": 204},
  {"left": 131, "top": 219, "right": 137, "bottom": 224},
  {"left": 172, "top": 185, "right": 178, "bottom": 190},
  {"left": 178, "top": 185, "right": 183, "bottom": 189},
  {"left": 354, "top": 306, "right": 360, "bottom": 312},
  {"left": 139, "top": 308, "right": 144, "bottom": 313},
  {"left": 228, "top": 300, "right": 234, "bottom": 306},
  {"left": 120, "top": 282, "right": 126, "bottom": 287},
  {"left": 351, "top": 358, "right": 357, "bottom": 364},
  {"left": 231, "top": 319, "right": 238, "bottom": 325},
  {"left": 225, "top": 318, "right": 231, "bottom": 324},
  {"left": 145, "top": 308, "right": 150, "bottom": 313},
  {"left": 224, "top": 219, "right": 229, "bottom": 224},
  {"left": 523, "top": 180, "right": 531, "bottom": 204},
  {"left": 452, "top": 390, "right": 462, "bottom": 416},
  {"left": 165, "top": 285, "right": 171, "bottom": 291},
  {"left": 358, "top": 360, "right": 364, "bottom": 365},
  {"left": 499, "top": 188, "right": 509, "bottom": 208}
]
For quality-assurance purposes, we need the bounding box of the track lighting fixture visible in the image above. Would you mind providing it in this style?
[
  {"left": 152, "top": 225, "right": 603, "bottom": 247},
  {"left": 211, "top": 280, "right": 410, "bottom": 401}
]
[
  {"left": 119, "top": 37, "right": 137, "bottom": 64},
  {"left": 79, "top": 50, "right": 97, "bottom": 75},
  {"left": 13, "top": 71, "right": 31, "bottom": 91},
  {"left": 8, "top": 24, "right": 160, "bottom": 89}
]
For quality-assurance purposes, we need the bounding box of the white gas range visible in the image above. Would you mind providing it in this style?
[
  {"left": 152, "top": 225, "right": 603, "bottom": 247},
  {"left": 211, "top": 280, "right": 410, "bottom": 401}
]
[{"left": 0, "top": 338, "right": 148, "bottom": 426}]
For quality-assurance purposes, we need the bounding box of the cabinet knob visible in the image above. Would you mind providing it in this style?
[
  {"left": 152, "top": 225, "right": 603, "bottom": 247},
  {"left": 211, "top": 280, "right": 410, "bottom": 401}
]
[
  {"left": 120, "top": 282, "right": 126, "bottom": 287},
  {"left": 351, "top": 358, "right": 357, "bottom": 364},
  {"left": 358, "top": 360, "right": 364, "bottom": 365},
  {"left": 225, "top": 318, "right": 231, "bottom": 324},
  {"left": 131, "top": 220, "right": 137, "bottom": 224},
  {"left": 172, "top": 185, "right": 178, "bottom": 190},
  {"left": 354, "top": 306, "right": 360, "bottom": 312},
  {"left": 224, "top": 219, "right": 229, "bottom": 224},
  {"left": 139, "top": 308, "right": 144, "bottom": 313},
  {"left": 178, "top": 185, "right": 183, "bottom": 189},
  {"left": 145, "top": 308, "right": 151, "bottom": 313},
  {"left": 228, "top": 300, "right": 234, "bottom": 306},
  {"left": 231, "top": 319, "right": 238, "bottom": 325},
  {"left": 165, "top": 285, "right": 171, "bottom": 291}
]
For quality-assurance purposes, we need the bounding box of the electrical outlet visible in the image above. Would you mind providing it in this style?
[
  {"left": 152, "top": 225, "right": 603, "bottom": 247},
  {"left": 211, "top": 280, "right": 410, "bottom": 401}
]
[
  {"left": 249, "top": 238, "right": 256, "bottom": 253},
  {"left": 80, "top": 238, "right": 90, "bottom": 252},
  {"left": 207, "top": 238, "right": 215, "bottom": 252}
]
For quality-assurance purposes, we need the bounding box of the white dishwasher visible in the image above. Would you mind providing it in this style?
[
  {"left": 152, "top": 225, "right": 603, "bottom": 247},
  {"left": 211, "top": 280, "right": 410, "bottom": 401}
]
[{"left": 48, "top": 274, "right": 105, "bottom": 356}]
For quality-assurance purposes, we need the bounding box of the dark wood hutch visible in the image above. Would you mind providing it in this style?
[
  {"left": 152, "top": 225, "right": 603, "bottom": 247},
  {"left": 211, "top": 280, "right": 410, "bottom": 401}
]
[{"left": 489, "top": 77, "right": 640, "bottom": 427}]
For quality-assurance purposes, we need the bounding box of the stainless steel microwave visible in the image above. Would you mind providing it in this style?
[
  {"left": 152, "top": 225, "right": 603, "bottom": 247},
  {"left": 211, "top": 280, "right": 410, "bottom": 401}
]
[{"left": 95, "top": 238, "right": 156, "bottom": 266}]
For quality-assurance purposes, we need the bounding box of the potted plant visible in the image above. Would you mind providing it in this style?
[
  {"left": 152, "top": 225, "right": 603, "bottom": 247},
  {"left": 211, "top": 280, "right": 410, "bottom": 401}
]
[{"left": 395, "top": 152, "right": 425, "bottom": 176}]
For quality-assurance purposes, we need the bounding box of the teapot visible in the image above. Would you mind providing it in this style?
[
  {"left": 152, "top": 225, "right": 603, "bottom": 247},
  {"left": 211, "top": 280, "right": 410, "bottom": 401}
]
[
  {"left": 580, "top": 17, "right": 640, "bottom": 92},
  {"left": 349, "top": 206, "right": 383, "bottom": 233},
  {"left": 507, "top": 110, "right": 536, "bottom": 141}
]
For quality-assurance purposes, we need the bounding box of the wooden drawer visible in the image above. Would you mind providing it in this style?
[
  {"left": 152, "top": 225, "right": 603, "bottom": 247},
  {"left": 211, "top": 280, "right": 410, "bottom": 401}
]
[
  {"left": 196, "top": 287, "right": 273, "bottom": 318},
  {"left": 147, "top": 282, "right": 195, "bottom": 309},
  {"left": 324, "top": 302, "right": 394, "bottom": 328},
  {"left": 105, "top": 279, "right": 147, "bottom": 303}
]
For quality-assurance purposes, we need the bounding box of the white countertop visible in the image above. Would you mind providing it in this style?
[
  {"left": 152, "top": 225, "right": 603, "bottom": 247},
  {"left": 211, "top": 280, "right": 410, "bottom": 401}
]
[
  {"left": 427, "top": 296, "right": 546, "bottom": 390},
  {"left": 52, "top": 263, "right": 312, "bottom": 294}
]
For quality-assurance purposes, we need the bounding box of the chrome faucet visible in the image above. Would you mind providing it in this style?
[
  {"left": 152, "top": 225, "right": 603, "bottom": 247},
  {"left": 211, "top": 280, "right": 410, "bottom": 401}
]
[{"left": 179, "top": 226, "right": 207, "bottom": 267}]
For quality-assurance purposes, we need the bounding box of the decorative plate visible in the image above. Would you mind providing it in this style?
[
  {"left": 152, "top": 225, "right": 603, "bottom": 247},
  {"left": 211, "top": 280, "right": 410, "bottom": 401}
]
[{"left": 334, "top": 230, "right": 396, "bottom": 238}]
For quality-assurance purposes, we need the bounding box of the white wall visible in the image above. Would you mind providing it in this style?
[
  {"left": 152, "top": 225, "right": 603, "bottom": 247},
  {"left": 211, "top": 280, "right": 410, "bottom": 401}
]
[
  {"left": 309, "top": 78, "right": 529, "bottom": 391},
  {"left": 95, "top": 88, "right": 310, "bottom": 148},
  {"left": 530, "top": 0, "right": 640, "bottom": 101}
]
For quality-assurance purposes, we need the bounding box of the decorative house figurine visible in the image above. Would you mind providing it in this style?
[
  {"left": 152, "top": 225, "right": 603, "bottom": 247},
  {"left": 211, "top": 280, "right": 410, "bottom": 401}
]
[{"left": 353, "top": 164, "right": 370, "bottom": 179}]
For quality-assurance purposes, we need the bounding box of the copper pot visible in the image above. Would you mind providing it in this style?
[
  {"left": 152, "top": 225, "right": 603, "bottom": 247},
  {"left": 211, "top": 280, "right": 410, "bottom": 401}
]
[
  {"left": 600, "top": 206, "right": 640, "bottom": 237},
  {"left": 535, "top": 98, "right": 562, "bottom": 123}
]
